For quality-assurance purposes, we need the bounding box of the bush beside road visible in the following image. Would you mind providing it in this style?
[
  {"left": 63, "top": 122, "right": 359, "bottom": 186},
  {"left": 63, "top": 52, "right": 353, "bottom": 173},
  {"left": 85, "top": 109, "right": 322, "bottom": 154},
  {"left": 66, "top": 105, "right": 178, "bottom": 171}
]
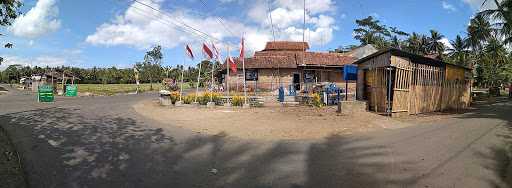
[{"left": 77, "top": 83, "right": 192, "bottom": 96}]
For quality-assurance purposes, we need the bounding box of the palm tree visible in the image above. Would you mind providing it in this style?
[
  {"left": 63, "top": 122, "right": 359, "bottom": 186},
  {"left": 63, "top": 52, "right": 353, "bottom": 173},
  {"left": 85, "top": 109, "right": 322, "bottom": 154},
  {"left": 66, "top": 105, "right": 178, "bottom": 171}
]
[
  {"left": 466, "top": 15, "right": 493, "bottom": 52},
  {"left": 428, "top": 30, "right": 445, "bottom": 57},
  {"left": 479, "top": 0, "right": 512, "bottom": 44},
  {"left": 406, "top": 32, "right": 421, "bottom": 54},
  {"left": 447, "top": 35, "right": 469, "bottom": 66},
  {"left": 480, "top": 37, "right": 509, "bottom": 87}
]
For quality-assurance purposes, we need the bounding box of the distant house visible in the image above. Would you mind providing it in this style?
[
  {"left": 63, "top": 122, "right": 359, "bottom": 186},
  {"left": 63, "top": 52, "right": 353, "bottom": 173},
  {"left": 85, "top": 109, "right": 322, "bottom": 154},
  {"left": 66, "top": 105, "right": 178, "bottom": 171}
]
[
  {"left": 342, "top": 44, "right": 378, "bottom": 61},
  {"left": 222, "top": 41, "right": 355, "bottom": 93}
]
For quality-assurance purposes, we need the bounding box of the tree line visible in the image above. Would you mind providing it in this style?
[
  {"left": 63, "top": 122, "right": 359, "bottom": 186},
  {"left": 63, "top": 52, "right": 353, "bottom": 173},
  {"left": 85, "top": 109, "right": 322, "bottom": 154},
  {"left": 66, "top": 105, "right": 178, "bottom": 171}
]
[
  {"left": 1, "top": 0, "right": 511, "bottom": 88},
  {"left": 0, "top": 59, "right": 221, "bottom": 86},
  {"left": 344, "top": 0, "right": 512, "bottom": 87}
]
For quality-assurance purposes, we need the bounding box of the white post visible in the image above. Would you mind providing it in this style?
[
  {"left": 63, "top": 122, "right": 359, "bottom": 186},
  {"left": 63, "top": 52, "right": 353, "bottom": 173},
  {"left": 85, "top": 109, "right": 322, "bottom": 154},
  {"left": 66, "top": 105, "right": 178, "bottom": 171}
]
[
  {"left": 179, "top": 58, "right": 185, "bottom": 102},
  {"left": 227, "top": 46, "right": 230, "bottom": 97},
  {"left": 195, "top": 60, "right": 202, "bottom": 103},
  {"left": 242, "top": 56, "right": 247, "bottom": 105},
  {"left": 210, "top": 59, "right": 215, "bottom": 102}
]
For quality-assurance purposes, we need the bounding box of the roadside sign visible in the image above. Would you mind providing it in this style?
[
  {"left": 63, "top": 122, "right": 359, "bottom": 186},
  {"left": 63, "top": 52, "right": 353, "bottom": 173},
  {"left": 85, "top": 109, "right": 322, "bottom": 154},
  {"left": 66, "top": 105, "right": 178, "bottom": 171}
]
[
  {"left": 65, "top": 84, "right": 77, "bottom": 97},
  {"left": 38, "top": 85, "right": 54, "bottom": 102},
  {"left": 343, "top": 65, "right": 358, "bottom": 81}
]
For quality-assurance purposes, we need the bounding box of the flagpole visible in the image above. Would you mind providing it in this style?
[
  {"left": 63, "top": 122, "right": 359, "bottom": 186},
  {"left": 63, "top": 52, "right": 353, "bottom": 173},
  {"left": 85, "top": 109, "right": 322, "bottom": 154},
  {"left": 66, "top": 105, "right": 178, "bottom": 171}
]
[
  {"left": 242, "top": 37, "right": 247, "bottom": 105},
  {"left": 227, "top": 46, "right": 230, "bottom": 97},
  {"left": 195, "top": 59, "right": 202, "bottom": 103},
  {"left": 210, "top": 58, "right": 214, "bottom": 102},
  {"left": 179, "top": 57, "right": 185, "bottom": 102}
]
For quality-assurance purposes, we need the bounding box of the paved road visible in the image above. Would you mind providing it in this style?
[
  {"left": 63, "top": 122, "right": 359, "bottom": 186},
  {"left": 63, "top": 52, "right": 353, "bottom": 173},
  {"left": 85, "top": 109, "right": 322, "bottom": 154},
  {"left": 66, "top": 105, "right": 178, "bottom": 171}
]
[{"left": 1, "top": 85, "right": 511, "bottom": 188}]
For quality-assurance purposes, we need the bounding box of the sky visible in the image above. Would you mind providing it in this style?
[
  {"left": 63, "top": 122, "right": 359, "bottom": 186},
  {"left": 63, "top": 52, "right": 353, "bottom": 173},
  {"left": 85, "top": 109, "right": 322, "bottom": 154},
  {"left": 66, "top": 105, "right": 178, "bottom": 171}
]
[{"left": 0, "top": 0, "right": 498, "bottom": 70}]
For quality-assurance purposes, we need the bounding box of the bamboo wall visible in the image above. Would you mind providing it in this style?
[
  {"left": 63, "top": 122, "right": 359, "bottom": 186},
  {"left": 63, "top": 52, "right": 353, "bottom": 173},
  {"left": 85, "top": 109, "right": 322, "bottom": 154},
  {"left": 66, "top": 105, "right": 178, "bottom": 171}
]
[
  {"left": 359, "top": 53, "right": 471, "bottom": 116},
  {"left": 365, "top": 67, "right": 389, "bottom": 113},
  {"left": 393, "top": 59, "right": 471, "bottom": 116}
]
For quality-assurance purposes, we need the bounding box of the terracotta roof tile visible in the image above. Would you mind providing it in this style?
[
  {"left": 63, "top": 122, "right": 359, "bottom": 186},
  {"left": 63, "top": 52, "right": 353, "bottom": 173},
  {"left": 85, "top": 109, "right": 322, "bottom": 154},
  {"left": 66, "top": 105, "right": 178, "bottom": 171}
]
[{"left": 263, "top": 41, "right": 309, "bottom": 51}]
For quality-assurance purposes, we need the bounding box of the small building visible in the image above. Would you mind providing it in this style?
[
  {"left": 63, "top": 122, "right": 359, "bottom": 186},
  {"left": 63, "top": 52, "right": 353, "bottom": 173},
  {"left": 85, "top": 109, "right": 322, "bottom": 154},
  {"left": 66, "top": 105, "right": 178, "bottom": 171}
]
[
  {"left": 222, "top": 41, "right": 355, "bottom": 94},
  {"left": 355, "top": 48, "right": 472, "bottom": 116}
]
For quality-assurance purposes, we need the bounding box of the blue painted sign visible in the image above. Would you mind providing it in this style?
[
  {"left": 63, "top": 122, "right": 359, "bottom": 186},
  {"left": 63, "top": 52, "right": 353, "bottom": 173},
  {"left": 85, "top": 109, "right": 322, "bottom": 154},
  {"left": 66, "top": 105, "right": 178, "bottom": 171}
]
[{"left": 343, "top": 65, "right": 358, "bottom": 81}]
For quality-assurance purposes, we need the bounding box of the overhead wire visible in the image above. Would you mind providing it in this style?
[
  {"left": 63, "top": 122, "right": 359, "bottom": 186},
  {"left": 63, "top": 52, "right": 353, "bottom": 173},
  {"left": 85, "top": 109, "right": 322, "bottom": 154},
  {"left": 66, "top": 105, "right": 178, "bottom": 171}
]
[
  {"left": 129, "top": 0, "right": 224, "bottom": 44},
  {"left": 197, "top": 0, "right": 238, "bottom": 38},
  {"left": 267, "top": 0, "right": 276, "bottom": 42}
]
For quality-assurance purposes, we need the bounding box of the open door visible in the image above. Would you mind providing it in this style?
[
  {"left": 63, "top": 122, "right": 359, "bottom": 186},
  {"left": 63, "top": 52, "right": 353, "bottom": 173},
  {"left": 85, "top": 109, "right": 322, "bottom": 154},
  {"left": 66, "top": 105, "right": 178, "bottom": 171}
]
[{"left": 293, "top": 73, "right": 300, "bottom": 91}]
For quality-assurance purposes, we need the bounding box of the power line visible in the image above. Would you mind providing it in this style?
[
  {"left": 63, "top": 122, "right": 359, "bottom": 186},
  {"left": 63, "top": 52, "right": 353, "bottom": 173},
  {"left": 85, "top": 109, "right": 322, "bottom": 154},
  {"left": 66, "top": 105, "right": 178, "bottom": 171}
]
[
  {"left": 129, "top": 0, "right": 223, "bottom": 43},
  {"left": 267, "top": 0, "right": 276, "bottom": 42},
  {"left": 127, "top": 3, "right": 209, "bottom": 42},
  {"left": 197, "top": 0, "right": 238, "bottom": 37}
]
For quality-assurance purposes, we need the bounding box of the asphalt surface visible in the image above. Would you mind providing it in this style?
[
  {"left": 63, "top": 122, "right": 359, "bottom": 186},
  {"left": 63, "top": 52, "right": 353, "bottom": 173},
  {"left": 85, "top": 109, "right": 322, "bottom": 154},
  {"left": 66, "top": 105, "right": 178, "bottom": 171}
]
[{"left": 1, "top": 85, "right": 511, "bottom": 188}]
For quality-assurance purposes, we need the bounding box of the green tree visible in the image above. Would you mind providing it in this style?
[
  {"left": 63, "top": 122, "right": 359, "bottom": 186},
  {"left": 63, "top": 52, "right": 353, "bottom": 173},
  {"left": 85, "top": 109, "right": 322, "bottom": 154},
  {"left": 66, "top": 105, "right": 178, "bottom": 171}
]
[
  {"left": 0, "top": 0, "right": 22, "bottom": 65},
  {"left": 137, "top": 45, "right": 164, "bottom": 90},
  {"left": 479, "top": 0, "right": 512, "bottom": 44},
  {"left": 427, "top": 30, "right": 445, "bottom": 57},
  {"left": 466, "top": 15, "right": 493, "bottom": 52},
  {"left": 353, "top": 16, "right": 392, "bottom": 49},
  {"left": 446, "top": 35, "right": 470, "bottom": 66}
]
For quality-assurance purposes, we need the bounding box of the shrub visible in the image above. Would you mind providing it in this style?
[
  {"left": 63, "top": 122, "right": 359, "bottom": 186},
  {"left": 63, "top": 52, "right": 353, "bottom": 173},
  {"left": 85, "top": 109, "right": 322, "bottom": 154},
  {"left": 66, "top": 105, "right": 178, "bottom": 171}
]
[
  {"left": 170, "top": 91, "right": 180, "bottom": 104},
  {"left": 194, "top": 92, "right": 220, "bottom": 105},
  {"left": 311, "top": 93, "right": 324, "bottom": 108},
  {"left": 183, "top": 94, "right": 196, "bottom": 104},
  {"left": 232, "top": 95, "right": 246, "bottom": 106}
]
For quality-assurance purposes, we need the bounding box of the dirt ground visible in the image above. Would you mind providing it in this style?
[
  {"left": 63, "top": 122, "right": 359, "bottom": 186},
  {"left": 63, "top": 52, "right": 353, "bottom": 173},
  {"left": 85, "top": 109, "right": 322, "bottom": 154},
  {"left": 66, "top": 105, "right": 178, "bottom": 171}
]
[
  {"left": 0, "top": 127, "right": 27, "bottom": 188},
  {"left": 133, "top": 100, "right": 434, "bottom": 140}
]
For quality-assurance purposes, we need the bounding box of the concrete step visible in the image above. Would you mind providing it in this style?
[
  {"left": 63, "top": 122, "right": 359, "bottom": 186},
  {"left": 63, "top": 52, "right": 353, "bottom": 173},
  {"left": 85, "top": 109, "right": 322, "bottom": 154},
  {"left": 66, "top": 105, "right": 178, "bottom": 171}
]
[
  {"left": 283, "top": 96, "right": 296, "bottom": 102},
  {"left": 281, "top": 101, "right": 300, "bottom": 107}
]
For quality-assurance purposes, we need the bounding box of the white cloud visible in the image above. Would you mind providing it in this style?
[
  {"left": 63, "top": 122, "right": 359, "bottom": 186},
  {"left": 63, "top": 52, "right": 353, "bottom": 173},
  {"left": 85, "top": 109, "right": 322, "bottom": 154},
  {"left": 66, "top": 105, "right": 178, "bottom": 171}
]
[
  {"left": 87, "top": 0, "right": 338, "bottom": 54},
  {"left": 442, "top": 1, "right": 457, "bottom": 11},
  {"left": 439, "top": 38, "right": 454, "bottom": 50},
  {"left": 247, "top": 0, "right": 337, "bottom": 47},
  {"left": 86, "top": 0, "right": 248, "bottom": 51},
  {"left": 462, "top": 0, "right": 499, "bottom": 11},
  {"left": 0, "top": 55, "right": 67, "bottom": 70},
  {"left": 10, "top": 0, "right": 61, "bottom": 38}
]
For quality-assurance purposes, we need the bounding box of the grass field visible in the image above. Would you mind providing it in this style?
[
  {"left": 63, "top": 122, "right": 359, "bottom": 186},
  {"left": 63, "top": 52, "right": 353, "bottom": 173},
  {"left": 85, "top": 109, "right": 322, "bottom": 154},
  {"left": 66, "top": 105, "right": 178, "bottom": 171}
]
[{"left": 78, "top": 83, "right": 192, "bottom": 96}]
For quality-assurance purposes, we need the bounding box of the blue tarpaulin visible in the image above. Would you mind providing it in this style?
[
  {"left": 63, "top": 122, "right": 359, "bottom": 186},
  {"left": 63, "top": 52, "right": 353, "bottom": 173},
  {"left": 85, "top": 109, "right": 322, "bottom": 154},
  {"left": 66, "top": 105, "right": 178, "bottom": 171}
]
[{"left": 343, "top": 65, "right": 358, "bottom": 81}]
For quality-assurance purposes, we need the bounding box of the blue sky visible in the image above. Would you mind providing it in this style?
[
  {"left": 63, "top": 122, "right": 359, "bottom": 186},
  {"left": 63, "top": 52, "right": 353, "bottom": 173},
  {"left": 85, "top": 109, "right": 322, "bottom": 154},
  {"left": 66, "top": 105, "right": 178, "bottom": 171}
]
[{"left": 0, "top": 0, "right": 492, "bottom": 69}]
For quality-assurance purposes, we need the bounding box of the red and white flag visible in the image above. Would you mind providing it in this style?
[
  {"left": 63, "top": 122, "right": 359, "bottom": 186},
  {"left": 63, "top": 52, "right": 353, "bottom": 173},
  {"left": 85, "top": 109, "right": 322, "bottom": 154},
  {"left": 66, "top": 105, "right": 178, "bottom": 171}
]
[
  {"left": 185, "top": 45, "right": 194, "bottom": 60},
  {"left": 227, "top": 56, "right": 237, "bottom": 74},
  {"left": 211, "top": 43, "right": 220, "bottom": 60},
  {"left": 202, "top": 43, "right": 214, "bottom": 60},
  {"left": 239, "top": 37, "right": 245, "bottom": 59}
]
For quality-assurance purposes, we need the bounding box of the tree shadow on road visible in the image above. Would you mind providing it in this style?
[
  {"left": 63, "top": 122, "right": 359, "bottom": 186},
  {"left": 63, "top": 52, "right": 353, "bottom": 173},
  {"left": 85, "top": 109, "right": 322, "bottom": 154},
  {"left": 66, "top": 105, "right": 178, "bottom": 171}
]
[
  {"left": 453, "top": 99, "right": 512, "bottom": 187},
  {"left": 1, "top": 107, "right": 419, "bottom": 188}
]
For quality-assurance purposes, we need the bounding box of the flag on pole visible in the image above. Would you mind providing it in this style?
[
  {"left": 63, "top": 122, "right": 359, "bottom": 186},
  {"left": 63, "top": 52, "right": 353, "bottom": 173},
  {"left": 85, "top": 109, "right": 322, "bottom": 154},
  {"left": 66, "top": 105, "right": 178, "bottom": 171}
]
[
  {"left": 202, "top": 43, "right": 214, "bottom": 60},
  {"left": 211, "top": 43, "right": 220, "bottom": 60},
  {"left": 240, "top": 36, "right": 247, "bottom": 105},
  {"left": 239, "top": 37, "right": 245, "bottom": 59},
  {"left": 185, "top": 45, "right": 194, "bottom": 60},
  {"left": 228, "top": 57, "right": 237, "bottom": 74}
]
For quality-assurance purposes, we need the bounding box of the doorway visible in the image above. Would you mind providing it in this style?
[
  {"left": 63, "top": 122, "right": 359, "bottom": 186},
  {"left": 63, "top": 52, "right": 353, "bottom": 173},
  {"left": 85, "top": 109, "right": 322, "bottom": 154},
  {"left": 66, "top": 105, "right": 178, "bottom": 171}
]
[{"left": 293, "top": 73, "right": 301, "bottom": 91}]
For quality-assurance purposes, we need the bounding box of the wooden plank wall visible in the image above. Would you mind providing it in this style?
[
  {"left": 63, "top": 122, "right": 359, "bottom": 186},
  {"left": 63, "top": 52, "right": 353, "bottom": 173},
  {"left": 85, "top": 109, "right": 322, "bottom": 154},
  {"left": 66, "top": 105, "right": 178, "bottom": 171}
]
[
  {"left": 391, "top": 56, "right": 413, "bottom": 114},
  {"left": 361, "top": 54, "right": 471, "bottom": 116},
  {"left": 388, "top": 55, "right": 471, "bottom": 115},
  {"left": 366, "top": 67, "right": 388, "bottom": 113},
  {"left": 408, "top": 64, "right": 445, "bottom": 114}
]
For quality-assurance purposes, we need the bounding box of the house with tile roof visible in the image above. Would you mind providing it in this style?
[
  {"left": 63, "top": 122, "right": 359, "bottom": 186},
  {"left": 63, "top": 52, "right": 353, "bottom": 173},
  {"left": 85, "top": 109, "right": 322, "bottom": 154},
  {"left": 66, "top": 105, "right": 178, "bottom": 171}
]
[{"left": 222, "top": 41, "right": 356, "bottom": 93}]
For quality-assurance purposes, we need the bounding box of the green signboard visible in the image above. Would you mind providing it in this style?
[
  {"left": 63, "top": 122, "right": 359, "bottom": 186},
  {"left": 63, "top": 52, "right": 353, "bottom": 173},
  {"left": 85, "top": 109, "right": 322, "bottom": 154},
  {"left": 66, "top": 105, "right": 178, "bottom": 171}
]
[
  {"left": 38, "top": 85, "right": 54, "bottom": 102},
  {"left": 65, "top": 84, "right": 77, "bottom": 97}
]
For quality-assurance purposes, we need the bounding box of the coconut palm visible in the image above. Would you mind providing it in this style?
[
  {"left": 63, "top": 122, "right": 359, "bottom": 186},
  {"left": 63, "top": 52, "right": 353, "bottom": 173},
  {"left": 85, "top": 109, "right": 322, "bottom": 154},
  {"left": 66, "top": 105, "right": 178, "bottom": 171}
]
[
  {"left": 479, "top": 0, "right": 512, "bottom": 44},
  {"left": 466, "top": 15, "right": 493, "bottom": 51},
  {"left": 447, "top": 35, "right": 469, "bottom": 66},
  {"left": 428, "top": 30, "right": 445, "bottom": 57}
]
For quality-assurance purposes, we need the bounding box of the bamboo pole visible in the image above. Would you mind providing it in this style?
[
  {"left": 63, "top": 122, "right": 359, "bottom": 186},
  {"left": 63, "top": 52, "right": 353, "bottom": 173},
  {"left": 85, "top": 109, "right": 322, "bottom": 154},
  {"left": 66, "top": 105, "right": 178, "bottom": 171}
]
[
  {"left": 226, "top": 46, "right": 230, "bottom": 97},
  {"left": 195, "top": 60, "right": 202, "bottom": 103},
  {"left": 179, "top": 57, "right": 185, "bottom": 102}
]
